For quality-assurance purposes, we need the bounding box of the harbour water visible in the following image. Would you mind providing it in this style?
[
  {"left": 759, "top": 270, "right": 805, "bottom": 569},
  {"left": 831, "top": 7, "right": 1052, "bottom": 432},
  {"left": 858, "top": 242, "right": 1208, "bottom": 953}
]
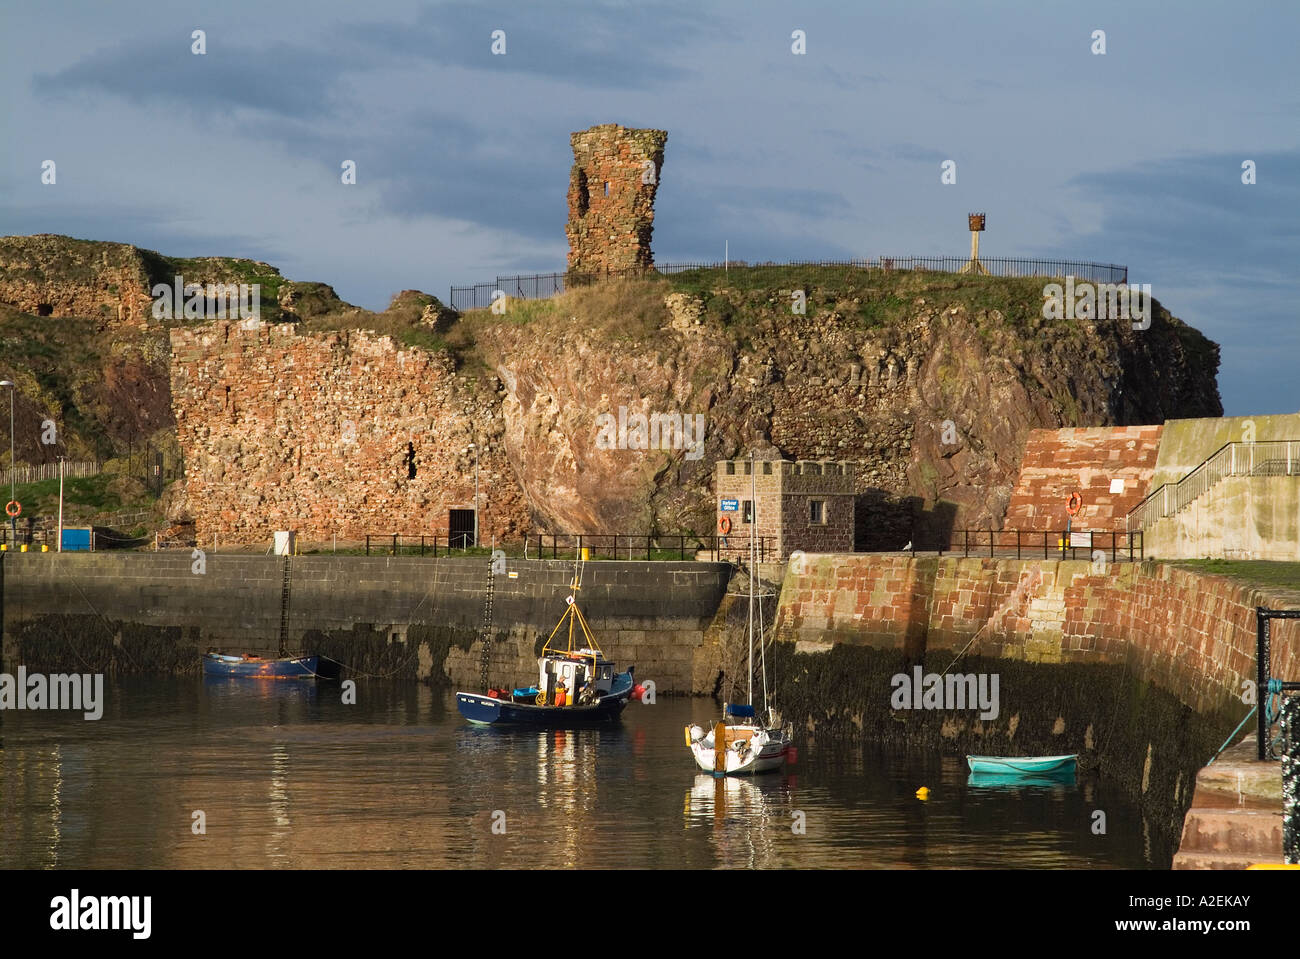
[{"left": 0, "top": 677, "right": 1162, "bottom": 869}]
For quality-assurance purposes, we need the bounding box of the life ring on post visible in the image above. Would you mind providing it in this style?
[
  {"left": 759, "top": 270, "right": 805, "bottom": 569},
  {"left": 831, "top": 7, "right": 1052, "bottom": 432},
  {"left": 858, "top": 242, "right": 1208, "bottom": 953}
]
[
  {"left": 4, "top": 500, "right": 19, "bottom": 518},
  {"left": 718, "top": 515, "right": 732, "bottom": 535},
  {"left": 1066, "top": 491, "right": 1083, "bottom": 516}
]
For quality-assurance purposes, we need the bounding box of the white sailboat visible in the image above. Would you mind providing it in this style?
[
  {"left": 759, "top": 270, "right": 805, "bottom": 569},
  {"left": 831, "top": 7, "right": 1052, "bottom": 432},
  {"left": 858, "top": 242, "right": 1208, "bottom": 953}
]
[{"left": 686, "top": 451, "right": 794, "bottom": 775}]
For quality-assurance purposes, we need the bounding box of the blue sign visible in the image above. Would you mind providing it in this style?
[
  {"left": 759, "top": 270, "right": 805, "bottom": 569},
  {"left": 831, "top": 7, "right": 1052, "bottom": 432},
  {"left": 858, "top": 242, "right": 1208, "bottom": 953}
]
[{"left": 720, "top": 499, "right": 739, "bottom": 512}]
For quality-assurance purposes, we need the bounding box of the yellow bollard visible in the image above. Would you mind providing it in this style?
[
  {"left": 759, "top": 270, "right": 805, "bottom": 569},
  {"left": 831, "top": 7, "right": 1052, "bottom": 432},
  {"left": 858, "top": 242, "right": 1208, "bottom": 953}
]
[
  {"left": 41, "top": 544, "right": 48, "bottom": 552},
  {"left": 20, "top": 544, "right": 28, "bottom": 552},
  {"left": 1, "top": 544, "right": 6, "bottom": 551},
  {"left": 581, "top": 547, "right": 589, "bottom": 561}
]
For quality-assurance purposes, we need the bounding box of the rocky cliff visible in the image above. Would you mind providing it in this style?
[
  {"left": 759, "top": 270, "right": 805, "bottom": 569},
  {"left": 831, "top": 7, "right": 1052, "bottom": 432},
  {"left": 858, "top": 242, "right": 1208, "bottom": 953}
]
[{"left": 0, "top": 236, "right": 1222, "bottom": 546}]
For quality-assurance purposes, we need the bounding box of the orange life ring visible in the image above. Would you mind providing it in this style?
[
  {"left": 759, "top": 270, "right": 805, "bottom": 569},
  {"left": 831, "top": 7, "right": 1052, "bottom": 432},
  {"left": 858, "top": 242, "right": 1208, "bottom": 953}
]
[
  {"left": 4, "top": 501, "right": 19, "bottom": 518},
  {"left": 718, "top": 515, "right": 732, "bottom": 535},
  {"left": 1066, "top": 491, "right": 1083, "bottom": 516}
]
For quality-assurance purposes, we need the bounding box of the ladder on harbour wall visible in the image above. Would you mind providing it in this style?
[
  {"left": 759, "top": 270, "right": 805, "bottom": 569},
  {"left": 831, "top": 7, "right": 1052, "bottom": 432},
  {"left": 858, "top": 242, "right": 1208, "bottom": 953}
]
[
  {"left": 478, "top": 555, "right": 496, "bottom": 691},
  {"left": 278, "top": 555, "right": 292, "bottom": 657}
]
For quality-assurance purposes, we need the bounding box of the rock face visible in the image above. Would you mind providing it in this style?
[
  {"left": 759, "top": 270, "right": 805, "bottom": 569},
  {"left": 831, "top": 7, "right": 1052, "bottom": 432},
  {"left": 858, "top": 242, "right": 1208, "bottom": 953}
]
[
  {"left": 169, "top": 322, "right": 530, "bottom": 544},
  {"left": 470, "top": 273, "right": 1221, "bottom": 549},
  {"left": 565, "top": 124, "right": 667, "bottom": 274},
  {"left": 0, "top": 235, "right": 156, "bottom": 329}
]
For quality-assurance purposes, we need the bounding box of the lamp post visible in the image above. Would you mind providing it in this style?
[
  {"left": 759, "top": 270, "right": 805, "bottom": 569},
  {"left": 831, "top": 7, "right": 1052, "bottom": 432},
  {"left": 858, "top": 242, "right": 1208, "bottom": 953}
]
[
  {"left": 0, "top": 381, "right": 13, "bottom": 548},
  {"left": 468, "top": 442, "right": 479, "bottom": 549}
]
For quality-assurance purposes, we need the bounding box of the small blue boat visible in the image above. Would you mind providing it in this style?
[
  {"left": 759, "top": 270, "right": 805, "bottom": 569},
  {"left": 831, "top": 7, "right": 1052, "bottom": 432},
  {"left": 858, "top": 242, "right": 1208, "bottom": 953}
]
[
  {"left": 203, "top": 651, "right": 320, "bottom": 679},
  {"left": 966, "top": 754, "right": 1078, "bottom": 776}
]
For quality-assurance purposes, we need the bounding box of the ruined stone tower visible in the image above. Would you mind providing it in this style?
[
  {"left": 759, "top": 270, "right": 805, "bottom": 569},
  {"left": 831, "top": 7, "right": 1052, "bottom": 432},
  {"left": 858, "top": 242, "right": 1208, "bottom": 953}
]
[{"left": 565, "top": 124, "right": 667, "bottom": 274}]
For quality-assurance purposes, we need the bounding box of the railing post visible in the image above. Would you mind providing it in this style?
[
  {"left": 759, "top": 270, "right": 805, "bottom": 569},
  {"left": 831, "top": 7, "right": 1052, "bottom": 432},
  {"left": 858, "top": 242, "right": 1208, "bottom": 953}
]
[
  {"left": 1016, "top": 530, "right": 1021, "bottom": 560},
  {"left": 365, "top": 535, "right": 370, "bottom": 556},
  {"left": 1258, "top": 609, "right": 1269, "bottom": 761}
]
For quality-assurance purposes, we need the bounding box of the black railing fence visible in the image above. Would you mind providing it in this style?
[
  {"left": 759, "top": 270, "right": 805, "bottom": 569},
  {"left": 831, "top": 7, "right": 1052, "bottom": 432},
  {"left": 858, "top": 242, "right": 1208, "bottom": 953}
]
[
  {"left": 362, "top": 532, "right": 775, "bottom": 562},
  {"left": 906, "top": 529, "right": 1143, "bottom": 562},
  {"left": 449, "top": 257, "right": 1130, "bottom": 312}
]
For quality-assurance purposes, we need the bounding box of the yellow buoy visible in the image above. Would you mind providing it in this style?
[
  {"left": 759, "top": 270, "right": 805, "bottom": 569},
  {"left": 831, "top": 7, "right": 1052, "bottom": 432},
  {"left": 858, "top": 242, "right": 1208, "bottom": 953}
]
[{"left": 915, "top": 786, "right": 930, "bottom": 801}]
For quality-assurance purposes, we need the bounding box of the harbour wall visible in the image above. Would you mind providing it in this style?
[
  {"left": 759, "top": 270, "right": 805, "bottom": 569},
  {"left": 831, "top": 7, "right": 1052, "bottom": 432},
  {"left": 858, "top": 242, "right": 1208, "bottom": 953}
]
[
  {"left": 769, "top": 554, "right": 1300, "bottom": 863},
  {"left": 0, "top": 554, "right": 730, "bottom": 693}
]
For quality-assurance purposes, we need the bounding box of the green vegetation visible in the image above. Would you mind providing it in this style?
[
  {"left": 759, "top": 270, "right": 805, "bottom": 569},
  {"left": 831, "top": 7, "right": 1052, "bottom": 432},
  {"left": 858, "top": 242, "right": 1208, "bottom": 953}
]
[
  {"left": 1168, "top": 559, "right": 1300, "bottom": 593},
  {"left": 2, "top": 470, "right": 160, "bottom": 528}
]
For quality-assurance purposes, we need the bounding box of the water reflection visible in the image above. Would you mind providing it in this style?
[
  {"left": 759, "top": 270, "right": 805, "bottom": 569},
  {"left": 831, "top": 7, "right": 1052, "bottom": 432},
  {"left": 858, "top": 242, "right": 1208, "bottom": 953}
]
[
  {"left": 0, "top": 678, "right": 1163, "bottom": 869},
  {"left": 683, "top": 774, "right": 797, "bottom": 869}
]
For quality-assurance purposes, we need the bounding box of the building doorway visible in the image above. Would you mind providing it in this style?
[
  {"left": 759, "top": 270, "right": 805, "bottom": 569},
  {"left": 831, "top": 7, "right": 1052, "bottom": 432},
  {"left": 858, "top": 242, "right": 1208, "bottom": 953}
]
[{"left": 449, "top": 509, "right": 476, "bottom": 549}]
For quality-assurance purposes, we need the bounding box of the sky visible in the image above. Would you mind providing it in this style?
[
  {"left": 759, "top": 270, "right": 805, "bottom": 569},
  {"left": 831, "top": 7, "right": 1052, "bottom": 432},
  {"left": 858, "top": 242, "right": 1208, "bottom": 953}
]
[{"left": 2, "top": 0, "right": 1296, "bottom": 415}]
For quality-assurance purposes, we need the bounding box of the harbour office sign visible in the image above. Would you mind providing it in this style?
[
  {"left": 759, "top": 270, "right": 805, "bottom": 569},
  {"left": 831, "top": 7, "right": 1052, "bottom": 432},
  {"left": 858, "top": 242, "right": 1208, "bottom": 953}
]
[{"left": 0, "top": 668, "right": 104, "bottom": 720}]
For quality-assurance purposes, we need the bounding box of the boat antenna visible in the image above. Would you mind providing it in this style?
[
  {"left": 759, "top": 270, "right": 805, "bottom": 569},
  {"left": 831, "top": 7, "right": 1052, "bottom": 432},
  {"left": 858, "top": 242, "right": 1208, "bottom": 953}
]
[{"left": 748, "top": 449, "right": 755, "bottom": 708}]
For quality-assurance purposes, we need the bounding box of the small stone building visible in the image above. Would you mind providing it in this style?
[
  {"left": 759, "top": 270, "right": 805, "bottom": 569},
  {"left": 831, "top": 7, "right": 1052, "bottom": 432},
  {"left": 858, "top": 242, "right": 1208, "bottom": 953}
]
[
  {"left": 715, "top": 458, "right": 855, "bottom": 561},
  {"left": 565, "top": 123, "right": 667, "bottom": 274}
]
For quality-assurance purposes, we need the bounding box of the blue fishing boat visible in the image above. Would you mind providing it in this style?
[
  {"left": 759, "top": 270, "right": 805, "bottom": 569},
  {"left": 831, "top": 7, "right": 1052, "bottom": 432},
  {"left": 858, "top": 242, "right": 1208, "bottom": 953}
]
[
  {"left": 456, "top": 562, "right": 638, "bottom": 727},
  {"left": 966, "top": 754, "right": 1078, "bottom": 776},
  {"left": 203, "top": 651, "right": 320, "bottom": 679}
]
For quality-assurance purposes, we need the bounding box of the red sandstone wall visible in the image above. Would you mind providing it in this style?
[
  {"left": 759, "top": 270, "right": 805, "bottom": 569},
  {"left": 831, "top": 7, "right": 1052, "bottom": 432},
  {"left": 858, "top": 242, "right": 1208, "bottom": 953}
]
[
  {"left": 565, "top": 124, "right": 666, "bottom": 273},
  {"left": 776, "top": 555, "right": 1299, "bottom": 717},
  {"left": 1005, "top": 425, "right": 1163, "bottom": 532},
  {"left": 169, "top": 321, "right": 531, "bottom": 545}
]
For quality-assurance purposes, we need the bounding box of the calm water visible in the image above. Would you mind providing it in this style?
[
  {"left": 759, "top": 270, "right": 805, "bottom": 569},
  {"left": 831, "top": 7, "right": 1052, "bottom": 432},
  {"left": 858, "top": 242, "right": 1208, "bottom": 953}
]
[{"left": 0, "top": 677, "right": 1161, "bottom": 869}]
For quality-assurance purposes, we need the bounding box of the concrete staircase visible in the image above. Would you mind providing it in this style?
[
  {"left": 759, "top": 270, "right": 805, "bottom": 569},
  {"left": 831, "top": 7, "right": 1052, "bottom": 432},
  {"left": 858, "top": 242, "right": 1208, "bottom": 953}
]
[{"left": 1172, "top": 734, "right": 1284, "bottom": 869}]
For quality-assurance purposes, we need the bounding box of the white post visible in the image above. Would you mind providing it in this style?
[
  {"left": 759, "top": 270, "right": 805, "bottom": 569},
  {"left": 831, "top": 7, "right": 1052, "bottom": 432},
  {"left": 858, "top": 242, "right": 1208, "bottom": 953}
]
[{"left": 57, "top": 456, "right": 64, "bottom": 552}]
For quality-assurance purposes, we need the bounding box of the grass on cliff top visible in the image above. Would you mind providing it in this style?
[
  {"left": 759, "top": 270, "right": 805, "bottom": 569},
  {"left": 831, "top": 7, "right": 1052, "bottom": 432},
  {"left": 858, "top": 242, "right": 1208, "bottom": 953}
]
[
  {"left": 456, "top": 264, "right": 1053, "bottom": 341},
  {"left": 4, "top": 471, "right": 159, "bottom": 525},
  {"left": 1168, "top": 559, "right": 1300, "bottom": 594}
]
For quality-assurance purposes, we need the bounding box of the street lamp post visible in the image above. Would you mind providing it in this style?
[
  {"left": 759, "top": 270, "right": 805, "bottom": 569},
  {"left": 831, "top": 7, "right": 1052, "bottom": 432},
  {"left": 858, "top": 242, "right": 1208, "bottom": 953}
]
[
  {"left": 468, "top": 442, "right": 479, "bottom": 548},
  {"left": 0, "top": 381, "right": 14, "bottom": 549}
]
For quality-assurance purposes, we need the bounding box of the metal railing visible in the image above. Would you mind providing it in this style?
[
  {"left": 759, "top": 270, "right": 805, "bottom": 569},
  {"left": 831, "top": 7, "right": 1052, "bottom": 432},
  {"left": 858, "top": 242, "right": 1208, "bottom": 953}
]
[
  {"left": 361, "top": 532, "right": 769, "bottom": 561},
  {"left": 449, "top": 257, "right": 1130, "bottom": 311},
  {"left": 364, "top": 534, "right": 478, "bottom": 556},
  {"left": 1128, "top": 441, "right": 1300, "bottom": 531},
  {"left": 2, "top": 460, "right": 101, "bottom": 486},
  {"left": 905, "top": 529, "right": 1143, "bottom": 561}
]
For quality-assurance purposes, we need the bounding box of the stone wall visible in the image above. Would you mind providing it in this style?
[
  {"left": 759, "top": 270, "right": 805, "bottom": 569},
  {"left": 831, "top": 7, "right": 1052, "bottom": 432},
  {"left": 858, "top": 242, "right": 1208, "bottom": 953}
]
[
  {"left": 565, "top": 124, "right": 667, "bottom": 273},
  {"left": 774, "top": 554, "right": 1300, "bottom": 718},
  {"left": 1, "top": 554, "right": 730, "bottom": 694},
  {"left": 1004, "top": 425, "right": 1163, "bottom": 532},
  {"left": 169, "top": 321, "right": 531, "bottom": 545}
]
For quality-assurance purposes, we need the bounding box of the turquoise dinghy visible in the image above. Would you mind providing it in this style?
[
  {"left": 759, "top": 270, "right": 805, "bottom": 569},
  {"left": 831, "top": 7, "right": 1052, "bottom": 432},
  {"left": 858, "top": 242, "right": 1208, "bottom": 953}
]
[{"left": 966, "top": 754, "right": 1078, "bottom": 775}]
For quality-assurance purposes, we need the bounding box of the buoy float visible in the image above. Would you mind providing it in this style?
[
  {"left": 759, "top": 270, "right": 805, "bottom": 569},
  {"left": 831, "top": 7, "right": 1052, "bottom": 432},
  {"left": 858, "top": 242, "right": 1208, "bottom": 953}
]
[
  {"left": 632, "top": 683, "right": 646, "bottom": 702},
  {"left": 915, "top": 786, "right": 930, "bottom": 801},
  {"left": 5, "top": 500, "right": 20, "bottom": 518},
  {"left": 718, "top": 515, "right": 731, "bottom": 535},
  {"left": 1066, "top": 491, "right": 1083, "bottom": 516}
]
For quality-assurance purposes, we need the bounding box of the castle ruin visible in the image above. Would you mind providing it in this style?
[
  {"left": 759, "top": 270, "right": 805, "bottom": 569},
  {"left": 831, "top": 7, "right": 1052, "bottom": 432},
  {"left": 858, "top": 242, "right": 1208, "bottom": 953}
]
[{"left": 565, "top": 124, "right": 667, "bottom": 274}]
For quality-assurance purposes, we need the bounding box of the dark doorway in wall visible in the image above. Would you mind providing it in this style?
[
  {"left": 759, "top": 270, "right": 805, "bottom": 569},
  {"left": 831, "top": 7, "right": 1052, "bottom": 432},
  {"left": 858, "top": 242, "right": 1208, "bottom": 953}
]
[
  {"left": 449, "top": 509, "right": 475, "bottom": 549},
  {"left": 36, "top": 303, "right": 53, "bottom": 316},
  {"left": 405, "top": 442, "right": 416, "bottom": 479}
]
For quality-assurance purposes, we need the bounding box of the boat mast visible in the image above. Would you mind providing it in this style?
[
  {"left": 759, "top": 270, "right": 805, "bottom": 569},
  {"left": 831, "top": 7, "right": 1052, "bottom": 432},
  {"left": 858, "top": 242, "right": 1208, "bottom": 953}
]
[{"left": 748, "top": 449, "right": 755, "bottom": 708}]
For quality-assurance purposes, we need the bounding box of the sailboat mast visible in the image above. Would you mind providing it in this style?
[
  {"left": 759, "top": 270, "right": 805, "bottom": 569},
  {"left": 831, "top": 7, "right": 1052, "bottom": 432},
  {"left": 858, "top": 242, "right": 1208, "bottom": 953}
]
[{"left": 748, "top": 450, "right": 755, "bottom": 707}]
